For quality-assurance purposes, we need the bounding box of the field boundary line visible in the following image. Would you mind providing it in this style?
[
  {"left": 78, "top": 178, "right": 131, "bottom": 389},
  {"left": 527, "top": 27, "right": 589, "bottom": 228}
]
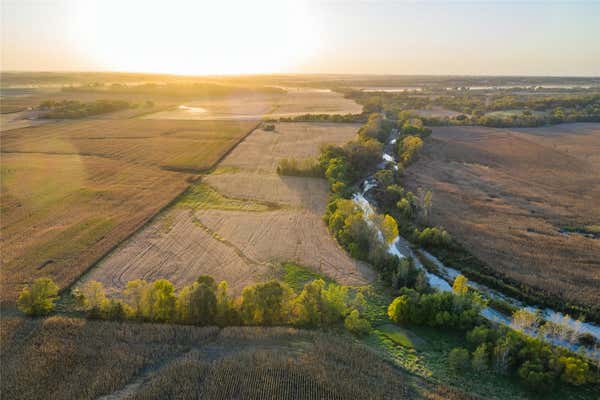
[{"left": 61, "top": 121, "right": 264, "bottom": 296}]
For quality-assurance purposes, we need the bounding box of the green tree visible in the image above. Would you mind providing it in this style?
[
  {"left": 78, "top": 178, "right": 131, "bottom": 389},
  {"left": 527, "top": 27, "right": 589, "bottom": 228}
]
[
  {"left": 215, "top": 281, "right": 239, "bottom": 326},
  {"left": 123, "top": 279, "right": 149, "bottom": 318},
  {"left": 472, "top": 344, "right": 489, "bottom": 373},
  {"left": 17, "top": 278, "right": 59, "bottom": 316},
  {"left": 79, "top": 280, "right": 108, "bottom": 312},
  {"left": 344, "top": 309, "right": 371, "bottom": 335},
  {"left": 241, "top": 280, "right": 292, "bottom": 325},
  {"left": 387, "top": 295, "right": 413, "bottom": 324},
  {"left": 560, "top": 356, "right": 589, "bottom": 385},
  {"left": 293, "top": 279, "right": 325, "bottom": 327},
  {"left": 466, "top": 325, "right": 491, "bottom": 347},
  {"left": 188, "top": 281, "right": 217, "bottom": 325},
  {"left": 448, "top": 348, "right": 470, "bottom": 373},
  {"left": 518, "top": 361, "right": 554, "bottom": 392},
  {"left": 146, "top": 279, "right": 176, "bottom": 322}
]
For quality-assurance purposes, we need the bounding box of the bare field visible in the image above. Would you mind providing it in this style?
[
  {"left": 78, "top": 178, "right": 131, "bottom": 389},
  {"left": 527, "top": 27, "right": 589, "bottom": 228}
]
[
  {"left": 83, "top": 122, "right": 373, "bottom": 294},
  {"left": 404, "top": 123, "right": 600, "bottom": 306},
  {"left": 0, "top": 119, "right": 256, "bottom": 302},
  {"left": 142, "top": 89, "right": 362, "bottom": 121}
]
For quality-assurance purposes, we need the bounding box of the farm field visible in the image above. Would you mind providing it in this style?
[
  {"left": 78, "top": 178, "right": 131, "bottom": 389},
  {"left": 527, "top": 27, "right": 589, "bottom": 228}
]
[
  {"left": 82, "top": 122, "right": 374, "bottom": 294},
  {"left": 0, "top": 118, "right": 257, "bottom": 302},
  {"left": 141, "top": 88, "right": 362, "bottom": 121},
  {"left": 403, "top": 123, "right": 600, "bottom": 308},
  {"left": 0, "top": 315, "right": 477, "bottom": 400}
]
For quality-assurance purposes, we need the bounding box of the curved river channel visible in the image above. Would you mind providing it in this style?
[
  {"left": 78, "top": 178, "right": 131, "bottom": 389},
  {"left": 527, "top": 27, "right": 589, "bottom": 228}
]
[{"left": 352, "top": 128, "right": 600, "bottom": 360}]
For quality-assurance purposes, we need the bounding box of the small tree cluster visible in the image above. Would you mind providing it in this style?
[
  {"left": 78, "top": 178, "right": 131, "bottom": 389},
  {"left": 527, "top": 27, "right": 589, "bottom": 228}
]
[
  {"left": 17, "top": 278, "right": 59, "bottom": 316},
  {"left": 387, "top": 285, "right": 483, "bottom": 331}
]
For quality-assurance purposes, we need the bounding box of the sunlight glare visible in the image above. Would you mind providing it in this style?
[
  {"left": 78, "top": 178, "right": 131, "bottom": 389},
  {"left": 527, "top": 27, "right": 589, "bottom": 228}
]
[{"left": 71, "top": 0, "right": 320, "bottom": 75}]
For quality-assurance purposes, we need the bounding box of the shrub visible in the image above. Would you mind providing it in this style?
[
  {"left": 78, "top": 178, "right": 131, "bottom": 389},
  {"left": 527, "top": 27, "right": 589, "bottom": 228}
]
[
  {"left": 276, "top": 158, "right": 323, "bottom": 177},
  {"left": 344, "top": 309, "right": 371, "bottom": 336},
  {"left": 17, "top": 278, "right": 59, "bottom": 316}
]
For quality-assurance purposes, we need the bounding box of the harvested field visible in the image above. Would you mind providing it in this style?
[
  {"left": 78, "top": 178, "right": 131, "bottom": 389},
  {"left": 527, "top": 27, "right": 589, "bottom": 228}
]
[
  {"left": 1, "top": 119, "right": 256, "bottom": 171},
  {"left": 0, "top": 316, "right": 476, "bottom": 400},
  {"left": 83, "top": 122, "right": 374, "bottom": 294},
  {"left": 216, "top": 122, "right": 360, "bottom": 173},
  {"left": 0, "top": 119, "right": 257, "bottom": 302},
  {"left": 403, "top": 123, "right": 600, "bottom": 307},
  {"left": 142, "top": 88, "right": 362, "bottom": 121}
]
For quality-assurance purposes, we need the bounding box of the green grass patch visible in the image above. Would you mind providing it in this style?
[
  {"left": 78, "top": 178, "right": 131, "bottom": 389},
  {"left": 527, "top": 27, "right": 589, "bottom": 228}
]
[
  {"left": 377, "top": 324, "right": 417, "bottom": 348},
  {"left": 280, "top": 262, "right": 334, "bottom": 292},
  {"left": 178, "top": 182, "right": 278, "bottom": 212},
  {"left": 485, "top": 109, "right": 547, "bottom": 118}
]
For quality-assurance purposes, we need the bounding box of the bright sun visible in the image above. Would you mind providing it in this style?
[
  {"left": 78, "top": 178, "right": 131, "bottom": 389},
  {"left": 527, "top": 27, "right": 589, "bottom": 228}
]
[{"left": 70, "top": 0, "right": 320, "bottom": 75}]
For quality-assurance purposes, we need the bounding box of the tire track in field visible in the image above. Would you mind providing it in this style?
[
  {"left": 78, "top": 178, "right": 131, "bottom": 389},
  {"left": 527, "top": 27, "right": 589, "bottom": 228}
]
[{"left": 190, "top": 211, "right": 265, "bottom": 271}]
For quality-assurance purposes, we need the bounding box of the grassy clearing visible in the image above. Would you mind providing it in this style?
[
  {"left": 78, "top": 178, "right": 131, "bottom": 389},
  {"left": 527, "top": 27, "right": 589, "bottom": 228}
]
[
  {"left": 485, "top": 109, "right": 547, "bottom": 118},
  {"left": 278, "top": 262, "right": 335, "bottom": 293},
  {"left": 178, "top": 182, "right": 280, "bottom": 212}
]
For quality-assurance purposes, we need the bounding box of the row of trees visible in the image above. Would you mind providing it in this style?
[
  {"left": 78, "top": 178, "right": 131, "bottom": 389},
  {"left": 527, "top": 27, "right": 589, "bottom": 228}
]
[
  {"left": 39, "top": 99, "right": 133, "bottom": 118},
  {"left": 17, "top": 275, "right": 373, "bottom": 336},
  {"left": 72, "top": 275, "right": 372, "bottom": 334},
  {"left": 279, "top": 113, "right": 368, "bottom": 123},
  {"left": 349, "top": 90, "right": 600, "bottom": 128}
]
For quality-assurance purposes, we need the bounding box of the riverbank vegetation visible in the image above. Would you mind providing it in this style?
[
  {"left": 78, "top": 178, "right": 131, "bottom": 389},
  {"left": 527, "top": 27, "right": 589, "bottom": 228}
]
[
  {"left": 317, "top": 111, "right": 600, "bottom": 396},
  {"left": 386, "top": 275, "right": 599, "bottom": 392}
]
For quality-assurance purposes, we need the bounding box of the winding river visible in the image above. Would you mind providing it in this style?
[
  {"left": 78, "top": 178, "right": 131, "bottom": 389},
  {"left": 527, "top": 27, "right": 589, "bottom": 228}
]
[{"left": 352, "top": 128, "right": 600, "bottom": 360}]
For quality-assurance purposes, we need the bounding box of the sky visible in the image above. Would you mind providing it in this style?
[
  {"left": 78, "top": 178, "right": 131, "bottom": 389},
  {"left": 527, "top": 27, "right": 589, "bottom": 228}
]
[{"left": 1, "top": 0, "right": 599, "bottom": 76}]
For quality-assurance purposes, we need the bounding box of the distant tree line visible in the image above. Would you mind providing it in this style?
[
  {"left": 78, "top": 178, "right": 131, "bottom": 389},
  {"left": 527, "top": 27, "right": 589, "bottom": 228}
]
[
  {"left": 61, "top": 82, "right": 284, "bottom": 97},
  {"left": 348, "top": 90, "right": 600, "bottom": 128},
  {"left": 39, "top": 99, "right": 134, "bottom": 118},
  {"left": 279, "top": 113, "right": 368, "bottom": 123}
]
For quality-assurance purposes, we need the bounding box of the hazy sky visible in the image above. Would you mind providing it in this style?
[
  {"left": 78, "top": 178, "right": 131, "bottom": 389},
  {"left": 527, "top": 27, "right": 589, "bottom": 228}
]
[{"left": 2, "top": 0, "right": 599, "bottom": 76}]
